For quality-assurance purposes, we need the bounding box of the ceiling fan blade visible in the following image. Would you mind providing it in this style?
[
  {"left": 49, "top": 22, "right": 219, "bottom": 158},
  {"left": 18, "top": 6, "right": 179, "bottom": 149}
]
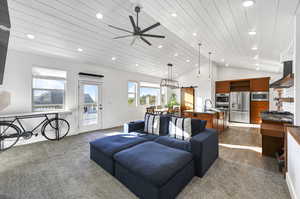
[
  {"left": 140, "top": 37, "right": 152, "bottom": 46},
  {"left": 108, "top": 24, "right": 132, "bottom": 34},
  {"left": 140, "top": 22, "right": 161, "bottom": 33},
  {"left": 131, "top": 36, "right": 138, "bottom": 46},
  {"left": 129, "top": 16, "right": 138, "bottom": 32},
  {"left": 139, "top": 34, "right": 165, "bottom": 38},
  {"left": 113, "top": 35, "right": 134, "bottom": 39}
]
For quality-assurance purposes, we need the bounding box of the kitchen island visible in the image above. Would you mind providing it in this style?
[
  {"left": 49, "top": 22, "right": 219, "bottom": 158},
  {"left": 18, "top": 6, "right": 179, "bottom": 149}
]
[
  {"left": 182, "top": 109, "right": 228, "bottom": 133},
  {"left": 260, "top": 111, "right": 293, "bottom": 157}
]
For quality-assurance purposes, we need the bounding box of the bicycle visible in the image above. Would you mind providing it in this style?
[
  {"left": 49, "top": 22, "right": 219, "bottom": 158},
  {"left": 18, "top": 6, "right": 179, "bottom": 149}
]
[{"left": 0, "top": 113, "right": 70, "bottom": 151}]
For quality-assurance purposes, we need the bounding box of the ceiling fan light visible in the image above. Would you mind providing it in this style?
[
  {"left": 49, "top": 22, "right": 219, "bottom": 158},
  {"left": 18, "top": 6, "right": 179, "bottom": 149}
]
[{"left": 242, "top": 0, "right": 255, "bottom": 7}]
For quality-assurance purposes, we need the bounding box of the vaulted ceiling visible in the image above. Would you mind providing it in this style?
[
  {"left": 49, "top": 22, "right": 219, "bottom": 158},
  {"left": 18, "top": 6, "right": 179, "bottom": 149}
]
[{"left": 7, "top": 0, "right": 300, "bottom": 78}]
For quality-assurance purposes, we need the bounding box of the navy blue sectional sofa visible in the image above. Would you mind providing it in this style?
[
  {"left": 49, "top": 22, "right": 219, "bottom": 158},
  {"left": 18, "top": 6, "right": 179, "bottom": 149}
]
[{"left": 90, "top": 115, "right": 219, "bottom": 199}]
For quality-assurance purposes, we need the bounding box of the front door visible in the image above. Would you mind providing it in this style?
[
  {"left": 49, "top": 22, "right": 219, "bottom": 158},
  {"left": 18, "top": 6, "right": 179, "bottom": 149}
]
[{"left": 78, "top": 81, "right": 103, "bottom": 131}]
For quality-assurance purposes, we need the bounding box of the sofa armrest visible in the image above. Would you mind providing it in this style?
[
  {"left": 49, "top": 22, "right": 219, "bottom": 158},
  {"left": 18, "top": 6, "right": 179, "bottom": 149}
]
[
  {"left": 124, "top": 120, "right": 145, "bottom": 133},
  {"left": 190, "top": 128, "right": 219, "bottom": 177}
]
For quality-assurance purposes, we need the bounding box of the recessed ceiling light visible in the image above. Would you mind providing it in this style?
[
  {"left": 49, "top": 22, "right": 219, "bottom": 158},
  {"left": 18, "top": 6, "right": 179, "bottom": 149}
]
[
  {"left": 77, "top": 48, "right": 83, "bottom": 52},
  {"left": 186, "top": 59, "right": 190, "bottom": 63},
  {"left": 248, "top": 31, "right": 256, "bottom": 35},
  {"left": 192, "top": 32, "right": 197, "bottom": 36},
  {"left": 221, "top": 59, "right": 225, "bottom": 62},
  {"left": 225, "top": 63, "right": 229, "bottom": 67},
  {"left": 96, "top": 12, "right": 103, "bottom": 19},
  {"left": 242, "top": 0, "right": 255, "bottom": 7},
  {"left": 135, "top": 63, "right": 139, "bottom": 66},
  {"left": 254, "top": 55, "right": 259, "bottom": 60},
  {"left": 251, "top": 46, "right": 258, "bottom": 50},
  {"left": 27, "top": 34, "right": 35, "bottom": 39},
  {"left": 158, "top": 45, "right": 163, "bottom": 49},
  {"left": 255, "top": 63, "right": 260, "bottom": 66},
  {"left": 171, "top": 13, "right": 177, "bottom": 17},
  {"left": 111, "top": 57, "right": 116, "bottom": 61},
  {"left": 174, "top": 53, "right": 178, "bottom": 57}
]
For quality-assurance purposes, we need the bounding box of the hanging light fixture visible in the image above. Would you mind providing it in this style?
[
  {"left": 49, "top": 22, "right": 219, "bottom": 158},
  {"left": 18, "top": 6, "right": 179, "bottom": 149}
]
[
  {"left": 208, "top": 52, "right": 212, "bottom": 79},
  {"left": 160, "top": 63, "right": 180, "bottom": 89},
  {"left": 197, "top": 43, "right": 202, "bottom": 77}
]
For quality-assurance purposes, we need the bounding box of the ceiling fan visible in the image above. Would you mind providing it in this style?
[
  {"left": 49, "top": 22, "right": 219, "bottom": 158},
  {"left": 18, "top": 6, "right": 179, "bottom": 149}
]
[{"left": 108, "top": 6, "right": 165, "bottom": 46}]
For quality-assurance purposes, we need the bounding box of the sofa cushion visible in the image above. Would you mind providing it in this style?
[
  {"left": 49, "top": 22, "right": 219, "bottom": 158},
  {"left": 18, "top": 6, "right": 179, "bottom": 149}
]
[
  {"left": 154, "top": 136, "right": 191, "bottom": 152},
  {"left": 114, "top": 142, "right": 193, "bottom": 187},
  {"left": 191, "top": 119, "right": 207, "bottom": 136},
  {"left": 144, "top": 113, "right": 160, "bottom": 135},
  {"left": 90, "top": 134, "right": 147, "bottom": 157},
  {"left": 159, "top": 115, "right": 170, "bottom": 136},
  {"left": 169, "top": 117, "right": 192, "bottom": 141}
]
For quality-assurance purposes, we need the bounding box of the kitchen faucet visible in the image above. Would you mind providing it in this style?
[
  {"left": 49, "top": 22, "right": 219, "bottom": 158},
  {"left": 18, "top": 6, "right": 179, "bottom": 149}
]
[{"left": 204, "top": 99, "right": 213, "bottom": 112}]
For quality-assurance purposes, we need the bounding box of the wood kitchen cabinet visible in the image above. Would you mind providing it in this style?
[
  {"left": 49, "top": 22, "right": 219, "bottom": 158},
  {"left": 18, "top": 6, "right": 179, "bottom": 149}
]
[
  {"left": 183, "top": 111, "right": 226, "bottom": 133},
  {"left": 251, "top": 101, "right": 269, "bottom": 124},
  {"left": 261, "top": 120, "right": 287, "bottom": 157},
  {"left": 215, "top": 81, "right": 230, "bottom": 93},
  {"left": 250, "top": 77, "right": 270, "bottom": 91}
]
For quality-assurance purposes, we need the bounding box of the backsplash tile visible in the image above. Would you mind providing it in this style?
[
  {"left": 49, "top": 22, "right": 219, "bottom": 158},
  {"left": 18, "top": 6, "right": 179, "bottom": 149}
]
[{"left": 282, "top": 87, "right": 294, "bottom": 113}]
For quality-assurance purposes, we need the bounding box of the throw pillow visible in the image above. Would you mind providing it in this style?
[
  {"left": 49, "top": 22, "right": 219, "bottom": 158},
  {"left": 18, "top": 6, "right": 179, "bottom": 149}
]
[
  {"left": 144, "top": 113, "right": 160, "bottom": 135},
  {"left": 169, "top": 117, "right": 192, "bottom": 141}
]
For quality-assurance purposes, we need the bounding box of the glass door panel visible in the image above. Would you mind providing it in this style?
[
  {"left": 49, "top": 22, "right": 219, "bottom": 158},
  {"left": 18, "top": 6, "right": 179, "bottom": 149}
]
[{"left": 79, "top": 81, "right": 102, "bottom": 130}]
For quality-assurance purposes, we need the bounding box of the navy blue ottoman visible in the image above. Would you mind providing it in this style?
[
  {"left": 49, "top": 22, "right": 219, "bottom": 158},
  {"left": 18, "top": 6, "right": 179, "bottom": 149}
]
[
  {"left": 90, "top": 134, "right": 147, "bottom": 175},
  {"left": 114, "top": 142, "right": 194, "bottom": 199}
]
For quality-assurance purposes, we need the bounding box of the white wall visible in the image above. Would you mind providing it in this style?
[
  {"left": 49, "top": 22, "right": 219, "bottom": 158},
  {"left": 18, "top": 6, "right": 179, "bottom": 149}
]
[
  {"left": 216, "top": 67, "right": 281, "bottom": 82},
  {"left": 286, "top": 133, "right": 300, "bottom": 199},
  {"left": 0, "top": 50, "right": 161, "bottom": 144},
  {"left": 286, "top": 14, "right": 300, "bottom": 199},
  {"left": 174, "top": 62, "right": 217, "bottom": 110}
]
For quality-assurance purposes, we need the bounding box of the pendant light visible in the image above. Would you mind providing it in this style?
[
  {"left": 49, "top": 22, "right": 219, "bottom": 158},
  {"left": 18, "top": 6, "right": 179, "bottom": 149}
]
[
  {"left": 197, "top": 43, "right": 202, "bottom": 77},
  {"left": 208, "top": 52, "right": 212, "bottom": 79},
  {"left": 160, "top": 63, "right": 180, "bottom": 89}
]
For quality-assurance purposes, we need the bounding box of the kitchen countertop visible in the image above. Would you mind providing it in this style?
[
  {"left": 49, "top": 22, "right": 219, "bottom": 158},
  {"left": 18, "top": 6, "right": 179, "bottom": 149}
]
[
  {"left": 260, "top": 111, "right": 294, "bottom": 123},
  {"left": 184, "top": 109, "right": 223, "bottom": 115},
  {"left": 287, "top": 126, "right": 300, "bottom": 145}
]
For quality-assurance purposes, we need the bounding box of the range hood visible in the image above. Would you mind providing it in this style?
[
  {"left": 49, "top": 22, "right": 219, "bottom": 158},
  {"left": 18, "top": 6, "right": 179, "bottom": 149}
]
[
  {"left": 0, "top": 0, "right": 11, "bottom": 85},
  {"left": 270, "top": 61, "right": 293, "bottom": 89}
]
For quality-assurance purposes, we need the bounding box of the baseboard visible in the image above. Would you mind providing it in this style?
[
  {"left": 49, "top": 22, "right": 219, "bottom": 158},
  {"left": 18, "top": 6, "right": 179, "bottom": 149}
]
[{"left": 286, "top": 172, "right": 298, "bottom": 199}]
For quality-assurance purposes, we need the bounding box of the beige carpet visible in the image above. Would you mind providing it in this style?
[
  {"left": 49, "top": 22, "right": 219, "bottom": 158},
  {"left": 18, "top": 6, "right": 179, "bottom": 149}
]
[{"left": 0, "top": 127, "right": 291, "bottom": 199}]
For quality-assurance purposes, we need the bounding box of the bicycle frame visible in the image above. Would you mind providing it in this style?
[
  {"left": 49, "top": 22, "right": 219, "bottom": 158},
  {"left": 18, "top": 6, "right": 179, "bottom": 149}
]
[{"left": 0, "top": 113, "right": 59, "bottom": 137}]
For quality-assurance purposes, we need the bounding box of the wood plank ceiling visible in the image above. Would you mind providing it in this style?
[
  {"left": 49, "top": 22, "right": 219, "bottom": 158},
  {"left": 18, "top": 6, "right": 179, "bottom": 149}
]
[{"left": 7, "top": 0, "right": 300, "bottom": 77}]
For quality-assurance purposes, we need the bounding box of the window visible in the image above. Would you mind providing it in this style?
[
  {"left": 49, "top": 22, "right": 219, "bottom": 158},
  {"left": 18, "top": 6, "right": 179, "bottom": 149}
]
[
  {"left": 32, "top": 67, "right": 67, "bottom": 111},
  {"left": 139, "top": 82, "right": 161, "bottom": 106},
  {"left": 128, "top": 81, "right": 137, "bottom": 105}
]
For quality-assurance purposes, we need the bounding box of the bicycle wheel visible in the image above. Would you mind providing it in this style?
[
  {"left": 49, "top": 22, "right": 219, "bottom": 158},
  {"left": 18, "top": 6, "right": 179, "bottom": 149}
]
[
  {"left": 41, "top": 118, "right": 70, "bottom": 141},
  {"left": 0, "top": 122, "right": 21, "bottom": 151}
]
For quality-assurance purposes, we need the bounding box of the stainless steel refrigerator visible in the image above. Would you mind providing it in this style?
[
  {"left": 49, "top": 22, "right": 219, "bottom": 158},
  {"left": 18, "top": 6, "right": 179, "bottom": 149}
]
[{"left": 230, "top": 92, "right": 250, "bottom": 123}]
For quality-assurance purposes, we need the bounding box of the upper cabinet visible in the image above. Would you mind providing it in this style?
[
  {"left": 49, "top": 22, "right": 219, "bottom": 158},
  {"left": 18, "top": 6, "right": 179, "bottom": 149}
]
[
  {"left": 250, "top": 77, "right": 270, "bottom": 92},
  {"left": 215, "top": 81, "right": 230, "bottom": 93},
  {"left": 216, "top": 77, "right": 270, "bottom": 94}
]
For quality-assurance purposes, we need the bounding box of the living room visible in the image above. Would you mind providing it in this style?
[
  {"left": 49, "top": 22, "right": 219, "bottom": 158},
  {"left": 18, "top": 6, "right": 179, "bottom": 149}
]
[{"left": 0, "top": 0, "right": 300, "bottom": 199}]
